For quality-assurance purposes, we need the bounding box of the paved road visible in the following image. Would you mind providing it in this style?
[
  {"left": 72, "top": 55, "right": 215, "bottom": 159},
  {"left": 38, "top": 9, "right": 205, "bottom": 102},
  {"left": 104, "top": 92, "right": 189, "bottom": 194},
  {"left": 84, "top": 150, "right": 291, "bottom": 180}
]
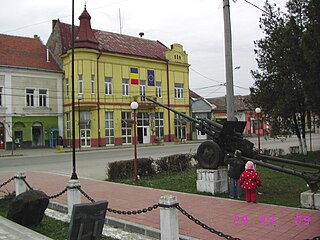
[{"left": 0, "top": 143, "right": 199, "bottom": 180}]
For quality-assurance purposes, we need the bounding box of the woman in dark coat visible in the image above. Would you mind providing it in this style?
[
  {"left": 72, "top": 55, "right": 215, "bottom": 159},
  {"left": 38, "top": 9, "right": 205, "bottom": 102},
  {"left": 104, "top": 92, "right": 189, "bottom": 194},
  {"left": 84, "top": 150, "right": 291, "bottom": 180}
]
[{"left": 224, "top": 150, "right": 245, "bottom": 199}]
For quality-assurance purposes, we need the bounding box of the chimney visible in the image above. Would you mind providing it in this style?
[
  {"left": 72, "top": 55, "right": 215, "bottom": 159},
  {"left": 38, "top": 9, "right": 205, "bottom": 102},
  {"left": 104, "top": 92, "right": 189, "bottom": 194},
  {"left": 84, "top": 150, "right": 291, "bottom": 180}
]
[
  {"left": 46, "top": 48, "right": 50, "bottom": 62},
  {"left": 34, "top": 34, "right": 39, "bottom": 39},
  {"left": 139, "top": 32, "right": 144, "bottom": 38},
  {"left": 52, "top": 20, "right": 58, "bottom": 31}
]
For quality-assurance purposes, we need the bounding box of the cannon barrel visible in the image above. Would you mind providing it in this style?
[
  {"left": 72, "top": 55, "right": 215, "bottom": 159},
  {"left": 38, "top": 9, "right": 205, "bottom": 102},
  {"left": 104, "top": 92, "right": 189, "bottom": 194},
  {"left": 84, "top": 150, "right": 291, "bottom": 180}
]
[
  {"left": 242, "top": 156, "right": 320, "bottom": 192},
  {"left": 260, "top": 154, "right": 320, "bottom": 169}
]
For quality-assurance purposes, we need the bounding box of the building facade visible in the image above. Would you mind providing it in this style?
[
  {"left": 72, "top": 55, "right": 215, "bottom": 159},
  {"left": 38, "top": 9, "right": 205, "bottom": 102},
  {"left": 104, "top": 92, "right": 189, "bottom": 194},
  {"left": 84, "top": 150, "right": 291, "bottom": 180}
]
[
  {"left": 47, "top": 7, "right": 190, "bottom": 148},
  {"left": 0, "top": 34, "right": 63, "bottom": 149}
]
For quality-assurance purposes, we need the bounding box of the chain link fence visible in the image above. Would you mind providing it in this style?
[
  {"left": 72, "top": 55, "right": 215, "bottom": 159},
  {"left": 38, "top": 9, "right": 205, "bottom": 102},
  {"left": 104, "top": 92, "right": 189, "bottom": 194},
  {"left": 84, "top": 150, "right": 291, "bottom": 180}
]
[
  {"left": 0, "top": 176, "right": 16, "bottom": 189},
  {"left": 1, "top": 175, "right": 319, "bottom": 240}
]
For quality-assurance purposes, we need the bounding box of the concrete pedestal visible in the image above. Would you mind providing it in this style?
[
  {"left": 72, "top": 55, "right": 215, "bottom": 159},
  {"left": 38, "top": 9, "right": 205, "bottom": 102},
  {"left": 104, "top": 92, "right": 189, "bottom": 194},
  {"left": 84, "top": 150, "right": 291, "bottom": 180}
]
[
  {"left": 196, "top": 168, "right": 228, "bottom": 195},
  {"left": 300, "top": 190, "right": 320, "bottom": 210}
]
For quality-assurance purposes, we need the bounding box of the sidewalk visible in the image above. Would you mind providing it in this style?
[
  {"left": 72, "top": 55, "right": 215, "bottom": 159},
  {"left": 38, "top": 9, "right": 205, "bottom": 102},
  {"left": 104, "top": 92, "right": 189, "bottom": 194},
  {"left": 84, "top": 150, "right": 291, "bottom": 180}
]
[{"left": 0, "top": 171, "right": 319, "bottom": 240}]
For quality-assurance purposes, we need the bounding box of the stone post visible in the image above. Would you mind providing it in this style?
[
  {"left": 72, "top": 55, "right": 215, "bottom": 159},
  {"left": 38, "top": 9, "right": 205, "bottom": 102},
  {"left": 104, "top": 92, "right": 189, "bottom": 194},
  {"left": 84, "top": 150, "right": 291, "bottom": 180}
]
[
  {"left": 15, "top": 172, "right": 26, "bottom": 196},
  {"left": 159, "top": 195, "right": 179, "bottom": 240},
  {"left": 67, "top": 179, "right": 81, "bottom": 216}
]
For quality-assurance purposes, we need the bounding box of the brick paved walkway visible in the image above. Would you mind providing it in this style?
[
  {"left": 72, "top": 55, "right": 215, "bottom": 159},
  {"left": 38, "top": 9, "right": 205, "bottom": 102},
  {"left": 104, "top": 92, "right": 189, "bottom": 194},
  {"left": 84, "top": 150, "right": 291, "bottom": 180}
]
[{"left": 0, "top": 171, "right": 319, "bottom": 240}]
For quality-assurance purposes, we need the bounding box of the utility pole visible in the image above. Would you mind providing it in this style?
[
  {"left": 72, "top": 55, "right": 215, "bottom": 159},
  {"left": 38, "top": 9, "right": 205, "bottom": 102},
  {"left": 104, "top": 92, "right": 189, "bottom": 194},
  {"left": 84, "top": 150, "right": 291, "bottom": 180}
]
[{"left": 223, "top": 0, "right": 235, "bottom": 121}]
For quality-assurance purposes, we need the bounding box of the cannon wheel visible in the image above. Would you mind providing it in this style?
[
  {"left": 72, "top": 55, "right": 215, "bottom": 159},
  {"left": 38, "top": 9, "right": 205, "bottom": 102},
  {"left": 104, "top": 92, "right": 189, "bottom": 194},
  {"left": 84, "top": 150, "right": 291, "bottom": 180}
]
[{"left": 197, "top": 141, "right": 223, "bottom": 169}]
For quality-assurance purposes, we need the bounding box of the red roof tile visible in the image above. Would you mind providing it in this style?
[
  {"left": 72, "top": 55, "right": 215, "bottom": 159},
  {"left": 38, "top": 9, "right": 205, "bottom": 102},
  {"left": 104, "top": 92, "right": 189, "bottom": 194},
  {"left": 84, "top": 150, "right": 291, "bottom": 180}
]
[
  {"left": 74, "top": 8, "right": 99, "bottom": 50},
  {"left": 0, "top": 34, "right": 62, "bottom": 72},
  {"left": 59, "top": 22, "right": 168, "bottom": 61}
]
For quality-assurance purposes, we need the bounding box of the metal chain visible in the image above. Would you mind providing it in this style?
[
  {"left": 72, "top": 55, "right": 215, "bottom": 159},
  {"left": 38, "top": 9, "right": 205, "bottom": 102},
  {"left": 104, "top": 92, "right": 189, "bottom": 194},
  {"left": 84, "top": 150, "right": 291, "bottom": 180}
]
[
  {"left": 48, "top": 187, "right": 68, "bottom": 199},
  {"left": 305, "top": 236, "right": 320, "bottom": 240},
  {"left": 176, "top": 205, "right": 240, "bottom": 240},
  {"left": 0, "top": 176, "right": 16, "bottom": 189},
  {"left": 107, "top": 204, "right": 159, "bottom": 215},
  {"left": 77, "top": 186, "right": 96, "bottom": 203},
  {"left": 22, "top": 178, "right": 33, "bottom": 190}
]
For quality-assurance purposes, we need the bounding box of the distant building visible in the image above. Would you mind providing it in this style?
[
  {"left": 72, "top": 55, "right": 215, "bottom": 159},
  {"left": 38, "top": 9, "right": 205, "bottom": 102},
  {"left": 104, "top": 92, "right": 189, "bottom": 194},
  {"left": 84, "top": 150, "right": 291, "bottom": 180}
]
[
  {"left": 207, "top": 95, "right": 266, "bottom": 135},
  {"left": 189, "top": 90, "right": 216, "bottom": 140},
  {"left": 47, "top": 6, "right": 190, "bottom": 147},
  {"left": 0, "top": 34, "right": 63, "bottom": 149}
]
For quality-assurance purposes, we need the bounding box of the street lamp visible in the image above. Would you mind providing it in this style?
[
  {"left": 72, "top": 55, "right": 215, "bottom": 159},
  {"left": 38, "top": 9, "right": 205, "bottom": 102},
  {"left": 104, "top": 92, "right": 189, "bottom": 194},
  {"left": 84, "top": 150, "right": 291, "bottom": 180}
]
[
  {"left": 78, "top": 94, "right": 83, "bottom": 151},
  {"left": 255, "top": 107, "right": 261, "bottom": 156},
  {"left": 130, "top": 101, "right": 139, "bottom": 181}
]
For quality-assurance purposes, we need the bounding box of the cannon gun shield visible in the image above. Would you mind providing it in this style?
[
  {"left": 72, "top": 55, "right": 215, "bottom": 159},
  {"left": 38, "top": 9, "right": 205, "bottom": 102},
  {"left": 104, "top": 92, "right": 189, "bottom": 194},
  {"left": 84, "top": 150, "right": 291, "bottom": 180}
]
[{"left": 197, "top": 141, "right": 223, "bottom": 169}]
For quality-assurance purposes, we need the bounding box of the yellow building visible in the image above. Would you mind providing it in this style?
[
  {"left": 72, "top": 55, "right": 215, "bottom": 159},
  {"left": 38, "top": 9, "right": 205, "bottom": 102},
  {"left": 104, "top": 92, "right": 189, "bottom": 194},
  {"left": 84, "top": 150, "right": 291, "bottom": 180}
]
[{"left": 47, "top": 7, "right": 190, "bottom": 147}]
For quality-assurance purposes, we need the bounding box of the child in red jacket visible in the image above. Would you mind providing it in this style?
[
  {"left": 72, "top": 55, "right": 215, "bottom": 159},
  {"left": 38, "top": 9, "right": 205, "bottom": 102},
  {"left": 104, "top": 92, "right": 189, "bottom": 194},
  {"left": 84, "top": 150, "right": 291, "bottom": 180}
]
[{"left": 238, "top": 161, "right": 262, "bottom": 203}]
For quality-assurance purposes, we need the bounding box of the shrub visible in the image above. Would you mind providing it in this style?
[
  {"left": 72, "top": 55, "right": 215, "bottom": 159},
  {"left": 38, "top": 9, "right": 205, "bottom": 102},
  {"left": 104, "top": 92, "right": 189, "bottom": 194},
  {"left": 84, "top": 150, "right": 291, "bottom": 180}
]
[
  {"left": 107, "top": 154, "right": 197, "bottom": 180},
  {"left": 156, "top": 154, "right": 194, "bottom": 173},
  {"left": 107, "top": 158, "right": 155, "bottom": 180}
]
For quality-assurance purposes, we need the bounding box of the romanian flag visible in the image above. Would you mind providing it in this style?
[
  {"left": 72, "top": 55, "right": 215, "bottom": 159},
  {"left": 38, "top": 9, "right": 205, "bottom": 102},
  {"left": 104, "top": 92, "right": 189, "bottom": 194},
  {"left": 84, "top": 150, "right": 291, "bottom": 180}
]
[
  {"left": 147, "top": 70, "right": 155, "bottom": 86},
  {"left": 130, "top": 67, "right": 139, "bottom": 85}
]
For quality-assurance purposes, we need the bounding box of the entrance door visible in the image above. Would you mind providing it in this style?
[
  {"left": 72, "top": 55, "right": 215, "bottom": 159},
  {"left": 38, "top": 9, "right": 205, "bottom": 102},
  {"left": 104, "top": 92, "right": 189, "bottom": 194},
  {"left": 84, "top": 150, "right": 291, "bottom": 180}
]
[
  {"left": 80, "top": 129, "right": 91, "bottom": 147},
  {"left": 137, "top": 126, "right": 150, "bottom": 144},
  {"left": 32, "top": 123, "right": 44, "bottom": 147},
  {"left": 142, "top": 126, "right": 150, "bottom": 144}
]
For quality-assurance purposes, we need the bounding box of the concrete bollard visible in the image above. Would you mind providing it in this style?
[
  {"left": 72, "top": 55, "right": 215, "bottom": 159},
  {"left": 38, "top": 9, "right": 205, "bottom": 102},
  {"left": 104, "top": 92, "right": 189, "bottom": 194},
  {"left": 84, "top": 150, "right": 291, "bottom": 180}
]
[
  {"left": 159, "top": 195, "right": 179, "bottom": 240},
  {"left": 67, "top": 179, "right": 81, "bottom": 216},
  {"left": 15, "top": 172, "right": 26, "bottom": 196}
]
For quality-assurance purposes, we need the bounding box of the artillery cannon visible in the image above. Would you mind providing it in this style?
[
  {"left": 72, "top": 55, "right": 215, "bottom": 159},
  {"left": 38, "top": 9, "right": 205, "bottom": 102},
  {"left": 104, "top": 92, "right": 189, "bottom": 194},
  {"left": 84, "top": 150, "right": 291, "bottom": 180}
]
[{"left": 146, "top": 97, "right": 320, "bottom": 192}]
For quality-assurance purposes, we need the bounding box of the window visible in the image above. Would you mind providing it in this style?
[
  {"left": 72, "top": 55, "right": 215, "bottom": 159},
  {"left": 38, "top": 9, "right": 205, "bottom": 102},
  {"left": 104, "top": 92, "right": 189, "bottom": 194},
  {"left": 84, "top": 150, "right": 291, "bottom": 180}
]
[
  {"left": 66, "top": 112, "right": 71, "bottom": 146},
  {"left": 140, "top": 80, "right": 146, "bottom": 101},
  {"left": 174, "top": 83, "right": 184, "bottom": 99},
  {"left": 156, "top": 82, "right": 162, "bottom": 98},
  {"left": 121, "top": 112, "right": 132, "bottom": 144},
  {"left": 78, "top": 74, "right": 83, "bottom": 94},
  {"left": 0, "top": 87, "right": 3, "bottom": 106},
  {"left": 105, "top": 112, "right": 114, "bottom": 145},
  {"left": 39, "top": 89, "right": 48, "bottom": 107},
  {"left": 91, "top": 75, "right": 95, "bottom": 94},
  {"left": 122, "top": 79, "right": 129, "bottom": 96},
  {"left": 105, "top": 77, "right": 112, "bottom": 95},
  {"left": 174, "top": 113, "right": 186, "bottom": 139},
  {"left": 26, "top": 88, "right": 35, "bottom": 107},
  {"left": 155, "top": 112, "right": 164, "bottom": 140},
  {"left": 66, "top": 78, "right": 69, "bottom": 96}
]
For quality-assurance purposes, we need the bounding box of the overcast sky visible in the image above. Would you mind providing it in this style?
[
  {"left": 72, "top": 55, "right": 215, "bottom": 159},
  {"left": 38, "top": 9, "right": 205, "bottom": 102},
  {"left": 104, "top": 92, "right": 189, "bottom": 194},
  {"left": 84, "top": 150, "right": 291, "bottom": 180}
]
[{"left": 2, "top": 0, "right": 288, "bottom": 98}]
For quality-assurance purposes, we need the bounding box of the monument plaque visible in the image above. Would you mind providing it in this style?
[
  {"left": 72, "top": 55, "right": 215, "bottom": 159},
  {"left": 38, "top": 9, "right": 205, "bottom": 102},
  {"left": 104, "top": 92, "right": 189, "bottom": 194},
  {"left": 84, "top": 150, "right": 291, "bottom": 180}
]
[{"left": 68, "top": 201, "right": 108, "bottom": 240}]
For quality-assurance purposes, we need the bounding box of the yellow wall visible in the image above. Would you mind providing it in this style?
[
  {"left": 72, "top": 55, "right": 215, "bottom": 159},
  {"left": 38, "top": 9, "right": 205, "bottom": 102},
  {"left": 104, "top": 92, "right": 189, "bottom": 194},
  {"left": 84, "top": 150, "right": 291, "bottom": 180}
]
[{"left": 62, "top": 45, "right": 190, "bottom": 146}]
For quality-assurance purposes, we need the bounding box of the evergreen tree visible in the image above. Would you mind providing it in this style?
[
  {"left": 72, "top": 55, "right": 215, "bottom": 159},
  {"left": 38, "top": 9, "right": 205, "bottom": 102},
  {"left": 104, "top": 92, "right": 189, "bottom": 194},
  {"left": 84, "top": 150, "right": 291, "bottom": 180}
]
[{"left": 250, "top": 0, "right": 311, "bottom": 154}]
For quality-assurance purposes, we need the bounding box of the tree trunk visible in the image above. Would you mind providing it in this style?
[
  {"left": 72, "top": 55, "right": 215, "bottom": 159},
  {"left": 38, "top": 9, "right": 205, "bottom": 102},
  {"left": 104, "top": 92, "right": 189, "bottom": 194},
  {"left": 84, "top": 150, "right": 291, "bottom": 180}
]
[{"left": 293, "top": 113, "right": 304, "bottom": 154}]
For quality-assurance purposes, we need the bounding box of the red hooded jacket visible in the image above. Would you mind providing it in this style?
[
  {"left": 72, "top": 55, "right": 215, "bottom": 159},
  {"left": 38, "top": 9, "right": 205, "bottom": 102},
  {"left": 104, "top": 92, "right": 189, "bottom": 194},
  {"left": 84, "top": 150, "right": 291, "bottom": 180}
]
[{"left": 238, "top": 169, "right": 262, "bottom": 190}]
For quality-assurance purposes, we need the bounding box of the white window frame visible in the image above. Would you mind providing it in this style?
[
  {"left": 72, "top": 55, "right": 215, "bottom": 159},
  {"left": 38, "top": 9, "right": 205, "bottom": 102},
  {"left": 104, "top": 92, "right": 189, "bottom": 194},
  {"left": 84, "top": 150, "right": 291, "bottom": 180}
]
[
  {"left": 66, "top": 78, "right": 69, "bottom": 97},
  {"left": 39, "top": 88, "right": 48, "bottom": 107},
  {"left": 121, "top": 112, "right": 132, "bottom": 144},
  {"left": 140, "top": 80, "right": 146, "bottom": 100},
  {"left": 0, "top": 86, "right": 3, "bottom": 106},
  {"left": 122, "top": 79, "right": 129, "bottom": 96},
  {"left": 26, "top": 88, "right": 35, "bottom": 107},
  {"left": 105, "top": 111, "right": 114, "bottom": 145},
  {"left": 91, "top": 74, "right": 95, "bottom": 94},
  {"left": 78, "top": 74, "right": 83, "bottom": 94},
  {"left": 155, "top": 112, "right": 164, "bottom": 140},
  {"left": 105, "top": 77, "right": 112, "bottom": 95},
  {"left": 156, "top": 81, "right": 162, "bottom": 98},
  {"left": 174, "top": 83, "right": 184, "bottom": 99}
]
